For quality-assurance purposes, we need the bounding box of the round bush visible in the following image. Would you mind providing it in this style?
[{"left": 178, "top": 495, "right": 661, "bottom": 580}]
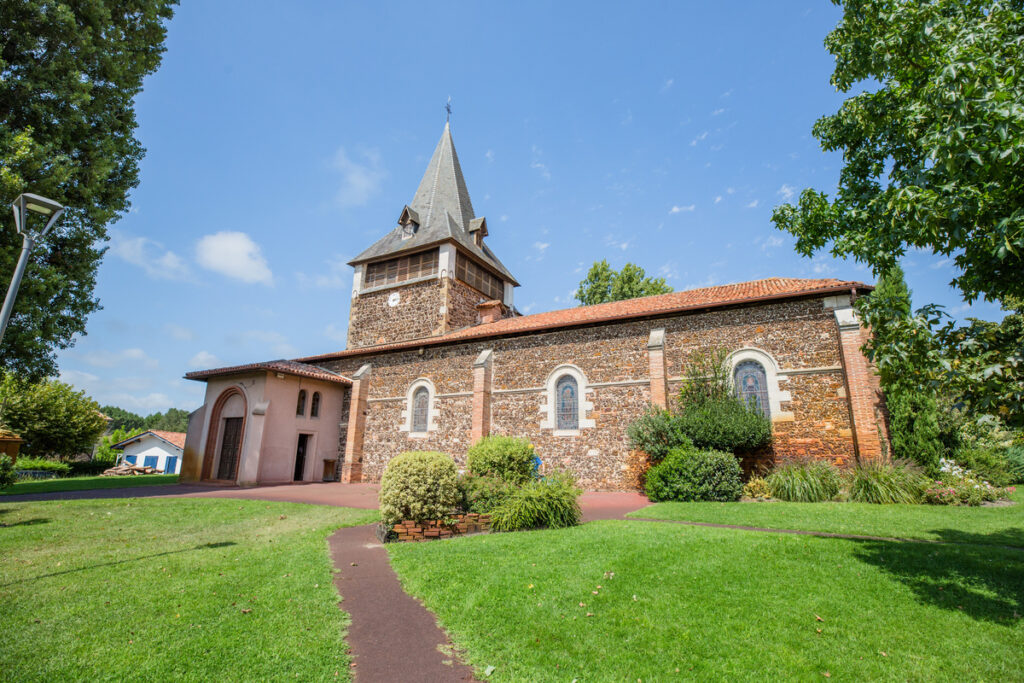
[
  {"left": 676, "top": 398, "right": 773, "bottom": 453},
  {"left": 626, "top": 406, "right": 693, "bottom": 463},
  {"left": 766, "top": 460, "right": 841, "bottom": 502},
  {"left": 379, "top": 451, "right": 459, "bottom": 527},
  {"left": 644, "top": 447, "right": 743, "bottom": 502},
  {"left": 466, "top": 435, "right": 535, "bottom": 484}
]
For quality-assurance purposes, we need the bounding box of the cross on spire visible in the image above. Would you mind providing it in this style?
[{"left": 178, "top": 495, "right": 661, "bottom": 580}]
[{"left": 445, "top": 96, "right": 452, "bottom": 122}]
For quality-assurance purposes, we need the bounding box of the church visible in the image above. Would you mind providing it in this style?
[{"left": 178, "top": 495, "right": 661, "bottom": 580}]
[{"left": 180, "top": 123, "right": 888, "bottom": 490}]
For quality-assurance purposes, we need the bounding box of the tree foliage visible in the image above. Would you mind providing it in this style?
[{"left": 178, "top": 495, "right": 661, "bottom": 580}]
[
  {"left": 100, "top": 404, "right": 190, "bottom": 433},
  {"left": 0, "top": 1, "right": 177, "bottom": 378},
  {"left": 0, "top": 374, "right": 107, "bottom": 458},
  {"left": 575, "top": 260, "right": 673, "bottom": 305},
  {"left": 773, "top": 0, "right": 1024, "bottom": 427},
  {"left": 94, "top": 426, "right": 145, "bottom": 464},
  {"left": 100, "top": 405, "right": 145, "bottom": 432}
]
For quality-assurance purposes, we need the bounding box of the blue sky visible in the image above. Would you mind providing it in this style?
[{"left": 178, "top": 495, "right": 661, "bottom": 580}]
[{"left": 54, "top": 1, "right": 1002, "bottom": 415}]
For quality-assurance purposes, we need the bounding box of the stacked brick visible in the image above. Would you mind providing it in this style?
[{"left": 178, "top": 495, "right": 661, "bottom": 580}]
[{"left": 391, "top": 513, "right": 492, "bottom": 542}]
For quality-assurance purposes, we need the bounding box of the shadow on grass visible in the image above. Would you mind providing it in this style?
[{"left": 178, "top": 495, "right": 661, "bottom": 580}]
[
  {"left": 0, "top": 517, "right": 50, "bottom": 528},
  {"left": 1, "top": 541, "right": 236, "bottom": 587},
  {"left": 853, "top": 529, "right": 1024, "bottom": 625}
]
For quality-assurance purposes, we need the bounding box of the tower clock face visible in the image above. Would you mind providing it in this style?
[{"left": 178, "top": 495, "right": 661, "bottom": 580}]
[{"left": 387, "top": 292, "right": 401, "bottom": 307}]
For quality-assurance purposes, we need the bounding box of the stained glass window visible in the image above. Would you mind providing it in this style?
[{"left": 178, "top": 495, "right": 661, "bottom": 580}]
[
  {"left": 734, "top": 361, "right": 770, "bottom": 417},
  {"left": 412, "top": 386, "right": 430, "bottom": 433},
  {"left": 310, "top": 392, "right": 321, "bottom": 418},
  {"left": 296, "top": 390, "right": 306, "bottom": 416},
  {"left": 556, "top": 375, "right": 579, "bottom": 430}
]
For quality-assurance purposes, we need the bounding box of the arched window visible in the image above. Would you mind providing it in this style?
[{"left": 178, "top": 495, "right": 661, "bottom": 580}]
[
  {"left": 734, "top": 360, "right": 770, "bottom": 417},
  {"left": 555, "top": 375, "right": 579, "bottom": 430},
  {"left": 296, "top": 389, "right": 306, "bottom": 416},
  {"left": 310, "top": 392, "right": 321, "bottom": 418},
  {"left": 412, "top": 386, "right": 430, "bottom": 433}
]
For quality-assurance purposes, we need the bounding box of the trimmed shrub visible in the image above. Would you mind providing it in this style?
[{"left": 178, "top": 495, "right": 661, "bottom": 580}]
[
  {"left": 887, "top": 389, "right": 944, "bottom": 474},
  {"left": 457, "top": 473, "right": 515, "bottom": 514},
  {"left": 742, "top": 476, "right": 772, "bottom": 500},
  {"left": 466, "top": 436, "right": 536, "bottom": 485},
  {"left": 69, "top": 460, "right": 113, "bottom": 477},
  {"left": 490, "top": 471, "right": 582, "bottom": 531},
  {"left": 626, "top": 406, "right": 692, "bottom": 463},
  {"left": 676, "top": 398, "right": 772, "bottom": 453},
  {"left": 378, "top": 451, "right": 460, "bottom": 528},
  {"left": 954, "top": 447, "right": 1011, "bottom": 487},
  {"left": 644, "top": 447, "right": 743, "bottom": 502},
  {"left": 766, "top": 460, "right": 841, "bottom": 502},
  {"left": 1006, "top": 446, "right": 1024, "bottom": 484},
  {"left": 847, "top": 459, "right": 927, "bottom": 504},
  {"left": 0, "top": 455, "right": 15, "bottom": 490},
  {"left": 13, "top": 457, "right": 72, "bottom": 476}
]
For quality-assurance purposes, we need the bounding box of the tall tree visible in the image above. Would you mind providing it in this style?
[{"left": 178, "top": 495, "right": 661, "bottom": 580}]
[
  {"left": 99, "top": 405, "right": 145, "bottom": 432},
  {"left": 872, "top": 265, "right": 944, "bottom": 471},
  {"left": 772, "top": 0, "right": 1024, "bottom": 426},
  {"left": 576, "top": 260, "right": 673, "bottom": 306},
  {"left": 0, "top": 1, "right": 177, "bottom": 378}
]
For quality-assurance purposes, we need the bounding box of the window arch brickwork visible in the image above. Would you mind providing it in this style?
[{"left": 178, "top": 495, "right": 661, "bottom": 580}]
[
  {"left": 726, "top": 348, "right": 793, "bottom": 422},
  {"left": 401, "top": 378, "right": 439, "bottom": 436},
  {"left": 540, "top": 365, "right": 595, "bottom": 436}
]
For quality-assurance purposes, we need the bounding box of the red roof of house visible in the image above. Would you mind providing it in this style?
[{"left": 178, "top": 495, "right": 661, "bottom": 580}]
[
  {"left": 111, "top": 430, "right": 186, "bottom": 450},
  {"left": 184, "top": 359, "right": 353, "bottom": 384},
  {"left": 297, "top": 277, "right": 869, "bottom": 362}
]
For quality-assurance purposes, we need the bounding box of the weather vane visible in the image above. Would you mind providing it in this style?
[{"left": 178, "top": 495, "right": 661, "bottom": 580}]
[{"left": 445, "top": 96, "right": 452, "bottom": 122}]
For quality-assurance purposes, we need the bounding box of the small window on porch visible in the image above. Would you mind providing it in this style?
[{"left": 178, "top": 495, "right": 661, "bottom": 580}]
[
  {"left": 311, "top": 392, "right": 321, "bottom": 418},
  {"left": 296, "top": 389, "right": 307, "bottom": 416}
]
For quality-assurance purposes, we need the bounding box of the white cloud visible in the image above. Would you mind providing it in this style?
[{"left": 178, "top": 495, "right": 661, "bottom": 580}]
[
  {"left": 930, "top": 258, "right": 951, "bottom": 270},
  {"left": 777, "top": 184, "right": 797, "bottom": 201},
  {"left": 530, "top": 145, "right": 551, "bottom": 181},
  {"left": 669, "top": 204, "right": 696, "bottom": 214},
  {"left": 746, "top": 199, "right": 760, "bottom": 208},
  {"left": 604, "top": 235, "right": 630, "bottom": 251},
  {"left": 297, "top": 254, "right": 349, "bottom": 289},
  {"left": 520, "top": 302, "right": 536, "bottom": 314},
  {"left": 690, "top": 131, "right": 709, "bottom": 146},
  {"left": 109, "top": 231, "right": 191, "bottom": 281},
  {"left": 485, "top": 149, "right": 494, "bottom": 163},
  {"left": 659, "top": 262, "right": 679, "bottom": 280},
  {"left": 661, "top": 78, "right": 674, "bottom": 92},
  {"left": 164, "top": 324, "right": 194, "bottom": 341},
  {"left": 762, "top": 235, "right": 784, "bottom": 252},
  {"left": 59, "top": 368, "right": 100, "bottom": 388},
  {"left": 810, "top": 254, "right": 837, "bottom": 274},
  {"left": 81, "top": 348, "right": 158, "bottom": 370},
  {"left": 499, "top": 214, "right": 509, "bottom": 222},
  {"left": 235, "top": 329, "right": 297, "bottom": 357},
  {"left": 683, "top": 274, "right": 719, "bottom": 290},
  {"left": 332, "top": 147, "right": 385, "bottom": 207},
  {"left": 188, "top": 351, "right": 220, "bottom": 368},
  {"left": 533, "top": 241, "right": 550, "bottom": 255},
  {"left": 714, "top": 195, "right": 723, "bottom": 204},
  {"left": 196, "top": 231, "right": 273, "bottom": 286},
  {"left": 324, "top": 323, "right": 347, "bottom": 344},
  {"left": 726, "top": 187, "right": 736, "bottom": 195},
  {"left": 711, "top": 108, "right": 726, "bottom": 116}
]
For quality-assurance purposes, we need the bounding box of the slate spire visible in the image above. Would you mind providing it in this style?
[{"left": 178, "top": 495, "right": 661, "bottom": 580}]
[{"left": 408, "top": 122, "right": 475, "bottom": 230}]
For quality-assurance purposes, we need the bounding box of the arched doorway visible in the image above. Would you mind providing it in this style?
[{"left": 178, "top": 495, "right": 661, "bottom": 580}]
[{"left": 201, "top": 387, "right": 247, "bottom": 482}]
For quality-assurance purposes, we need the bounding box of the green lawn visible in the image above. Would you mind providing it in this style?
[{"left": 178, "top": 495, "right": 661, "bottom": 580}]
[
  {"left": 628, "top": 488, "right": 1024, "bottom": 546},
  {"left": 389, "top": 518, "right": 1024, "bottom": 681},
  {"left": 2, "top": 474, "right": 180, "bottom": 496},
  {"left": 0, "top": 498, "right": 378, "bottom": 681}
]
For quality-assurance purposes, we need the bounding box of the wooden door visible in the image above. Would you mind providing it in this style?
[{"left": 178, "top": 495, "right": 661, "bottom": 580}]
[
  {"left": 217, "top": 417, "right": 243, "bottom": 480},
  {"left": 293, "top": 434, "right": 308, "bottom": 482}
]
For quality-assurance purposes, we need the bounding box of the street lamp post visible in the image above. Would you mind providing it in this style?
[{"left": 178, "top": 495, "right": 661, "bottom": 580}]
[{"left": 0, "top": 193, "right": 65, "bottom": 345}]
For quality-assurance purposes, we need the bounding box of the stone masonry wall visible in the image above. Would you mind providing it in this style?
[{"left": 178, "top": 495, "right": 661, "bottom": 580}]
[
  {"left": 347, "top": 279, "right": 445, "bottom": 349},
  {"left": 446, "top": 279, "right": 487, "bottom": 331},
  {"left": 322, "top": 295, "right": 866, "bottom": 490}
]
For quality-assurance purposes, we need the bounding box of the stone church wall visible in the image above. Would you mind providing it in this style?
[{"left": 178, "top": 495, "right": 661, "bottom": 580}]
[
  {"left": 321, "top": 294, "right": 860, "bottom": 490},
  {"left": 347, "top": 279, "right": 446, "bottom": 349}
]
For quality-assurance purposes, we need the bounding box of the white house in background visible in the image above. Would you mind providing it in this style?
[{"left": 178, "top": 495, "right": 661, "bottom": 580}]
[{"left": 112, "top": 430, "right": 186, "bottom": 474}]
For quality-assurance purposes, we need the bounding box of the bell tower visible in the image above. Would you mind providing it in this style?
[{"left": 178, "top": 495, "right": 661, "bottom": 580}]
[{"left": 346, "top": 123, "right": 519, "bottom": 350}]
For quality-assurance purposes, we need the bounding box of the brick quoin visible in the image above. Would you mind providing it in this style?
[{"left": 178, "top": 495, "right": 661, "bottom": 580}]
[
  {"left": 341, "top": 364, "right": 371, "bottom": 483},
  {"left": 834, "top": 307, "right": 888, "bottom": 461},
  {"left": 470, "top": 349, "right": 493, "bottom": 443}
]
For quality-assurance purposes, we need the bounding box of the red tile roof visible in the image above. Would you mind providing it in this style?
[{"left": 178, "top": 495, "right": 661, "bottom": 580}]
[
  {"left": 298, "top": 277, "right": 869, "bottom": 362},
  {"left": 184, "top": 359, "right": 352, "bottom": 384},
  {"left": 111, "top": 430, "right": 186, "bottom": 450}
]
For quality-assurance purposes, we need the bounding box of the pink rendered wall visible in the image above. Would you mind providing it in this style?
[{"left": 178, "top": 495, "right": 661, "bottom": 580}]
[{"left": 256, "top": 374, "right": 345, "bottom": 484}]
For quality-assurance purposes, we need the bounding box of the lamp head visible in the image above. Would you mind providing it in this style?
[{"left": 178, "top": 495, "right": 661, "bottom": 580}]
[{"left": 11, "top": 193, "right": 65, "bottom": 237}]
